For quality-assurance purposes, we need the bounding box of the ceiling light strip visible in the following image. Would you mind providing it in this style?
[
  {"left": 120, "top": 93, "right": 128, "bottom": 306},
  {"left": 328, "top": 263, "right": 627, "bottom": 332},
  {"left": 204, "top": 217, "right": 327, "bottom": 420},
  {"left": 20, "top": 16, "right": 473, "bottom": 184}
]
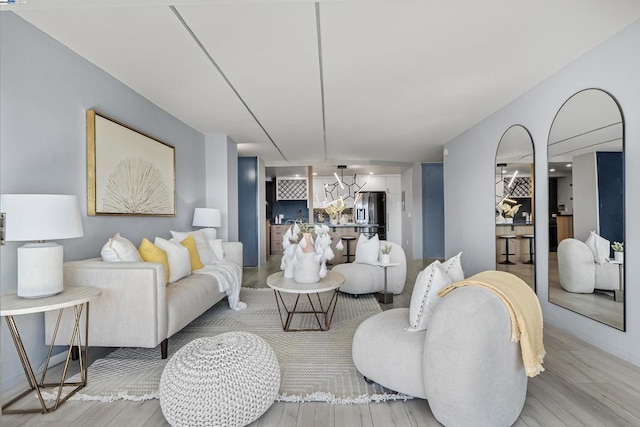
[
  {"left": 551, "top": 137, "right": 623, "bottom": 158},
  {"left": 548, "top": 121, "right": 622, "bottom": 147},
  {"left": 315, "top": 2, "right": 328, "bottom": 161},
  {"left": 170, "top": 6, "right": 287, "bottom": 161}
]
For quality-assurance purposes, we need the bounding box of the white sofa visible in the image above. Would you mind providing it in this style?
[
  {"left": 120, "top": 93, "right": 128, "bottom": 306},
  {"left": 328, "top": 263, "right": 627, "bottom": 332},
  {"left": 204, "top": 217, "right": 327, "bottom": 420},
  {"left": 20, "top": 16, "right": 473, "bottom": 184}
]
[
  {"left": 557, "top": 238, "right": 618, "bottom": 293},
  {"left": 331, "top": 240, "right": 407, "bottom": 295},
  {"left": 45, "top": 241, "right": 243, "bottom": 358}
]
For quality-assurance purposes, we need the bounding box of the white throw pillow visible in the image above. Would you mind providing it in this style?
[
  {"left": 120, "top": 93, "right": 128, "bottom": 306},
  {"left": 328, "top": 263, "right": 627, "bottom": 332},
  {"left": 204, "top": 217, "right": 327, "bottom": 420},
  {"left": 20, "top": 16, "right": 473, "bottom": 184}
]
[
  {"left": 355, "top": 233, "right": 379, "bottom": 265},
  {"left": 407, "top": 261, "right": 453, "bottom": 331},
  {"left": 585, "top": 231, "right": 609, "bottom": 265},
  {"left": 406, "top": 261, "right": 453, "bottom": 331},
  {"left": 442, "top": 252, "right": 464, "bottom": 282},
  {"left": 208, "top": 239, "right": 225, "bottom": 261},
  {"left": 154, "top": 237, "right": 192, "bottom": 283},
  {"left": 170, "top": 230, "right": 217, "bottom": 265},
  {"left": 101, "top": 233, "right": 142, "bottom": 262}
]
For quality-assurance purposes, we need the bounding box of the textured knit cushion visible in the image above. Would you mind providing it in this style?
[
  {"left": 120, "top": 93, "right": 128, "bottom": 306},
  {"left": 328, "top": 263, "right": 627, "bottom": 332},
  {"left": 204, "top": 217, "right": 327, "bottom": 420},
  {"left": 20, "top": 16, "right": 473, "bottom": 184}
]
[
  {"left": 170, "top": 230, "right": 217, "bottom": 265},
  {"left": 181, "top": 235, "right": 204, "bottom": 271},
  {"left": 442, "top": 252, "right": 464, "bottom": 282},
  {"left": 101, "top": 233, "right": 142, "bottom": 262},
  {"left": 138, "top": 238, "right": 170, "bottom": 284},
  {"left": 154, "top": 237, "right": 192, "bottom": 283},
  {"left": 208, "top": 239, "right": 225, "bottom": 261},
  {"left": 585, "top": 231, "right": 609, "bottom": 265},
  {"left": 159, "top": 332, "right": 280, "bottom": 427},
  {"left": 355, "top": 233, "right": 379, "bottom": 265},
  {"left": 407, "top": 261, "right": 452, "bottom": 331}
]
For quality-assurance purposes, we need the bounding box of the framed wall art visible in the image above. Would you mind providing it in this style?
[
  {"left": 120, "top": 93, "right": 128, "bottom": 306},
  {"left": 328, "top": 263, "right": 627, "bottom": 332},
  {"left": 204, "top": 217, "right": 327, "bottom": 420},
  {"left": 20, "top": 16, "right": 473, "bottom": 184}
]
[{"left": 87, "top": 109, "right": 176, "bottom": 216}]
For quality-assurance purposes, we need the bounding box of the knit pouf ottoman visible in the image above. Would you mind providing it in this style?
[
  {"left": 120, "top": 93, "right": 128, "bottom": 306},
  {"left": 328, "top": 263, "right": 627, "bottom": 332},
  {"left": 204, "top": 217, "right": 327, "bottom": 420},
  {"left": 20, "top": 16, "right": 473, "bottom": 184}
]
[{"left": 159, "top": 332, "right": 281, "bottom": 427}]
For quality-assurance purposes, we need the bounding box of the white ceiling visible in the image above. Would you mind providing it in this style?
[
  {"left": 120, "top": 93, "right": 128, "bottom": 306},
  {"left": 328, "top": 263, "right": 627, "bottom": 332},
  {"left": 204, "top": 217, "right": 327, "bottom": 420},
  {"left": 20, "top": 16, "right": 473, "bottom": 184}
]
[{"left": 5, "top": 0, "right": 640, "bottom": 174}]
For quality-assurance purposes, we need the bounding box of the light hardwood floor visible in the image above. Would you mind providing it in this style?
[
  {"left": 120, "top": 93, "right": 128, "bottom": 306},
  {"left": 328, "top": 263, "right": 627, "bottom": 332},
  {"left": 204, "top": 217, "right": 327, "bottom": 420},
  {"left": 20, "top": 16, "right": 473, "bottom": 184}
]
[{"left": 3, "top": 256, "right": 640, "bottom": 426}]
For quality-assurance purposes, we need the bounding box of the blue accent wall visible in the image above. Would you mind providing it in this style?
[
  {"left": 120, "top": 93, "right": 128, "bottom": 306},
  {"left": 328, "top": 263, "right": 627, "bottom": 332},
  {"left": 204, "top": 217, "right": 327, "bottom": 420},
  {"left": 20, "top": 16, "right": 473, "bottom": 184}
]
[
  {"left": 238, "top": 157, "right": 258, "bottom": 266},
  {"left": 272, "top": 200, "right": 308, "bottom": 222},
  {"left": 597, "top": 152, "right": 624, "bottom": 254},
  {"left": 422, "top": 163, "right": 445, "bottom": 258}
]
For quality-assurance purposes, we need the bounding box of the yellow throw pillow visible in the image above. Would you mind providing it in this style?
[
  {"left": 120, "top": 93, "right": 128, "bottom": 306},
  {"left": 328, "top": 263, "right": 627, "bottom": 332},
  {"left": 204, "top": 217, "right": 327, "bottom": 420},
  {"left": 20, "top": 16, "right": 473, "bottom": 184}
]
[
  {"left": 138, "top": 238, "right": 170, "bottom": 284},
  {"left": 181, "top": 235, "right": 204, "bottom": 271}
]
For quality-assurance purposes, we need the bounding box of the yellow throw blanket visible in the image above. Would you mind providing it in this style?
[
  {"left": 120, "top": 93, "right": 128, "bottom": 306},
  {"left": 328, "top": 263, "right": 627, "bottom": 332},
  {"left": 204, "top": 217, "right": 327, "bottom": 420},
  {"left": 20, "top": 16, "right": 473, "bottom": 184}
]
[{"left": 438, "top": 270, "right": 545, "bottom": 377}]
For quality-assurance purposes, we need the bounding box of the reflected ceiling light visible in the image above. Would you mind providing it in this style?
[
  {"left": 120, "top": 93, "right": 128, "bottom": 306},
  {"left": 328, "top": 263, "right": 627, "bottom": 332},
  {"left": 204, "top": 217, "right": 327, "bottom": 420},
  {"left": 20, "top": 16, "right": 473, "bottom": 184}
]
[
  {"left": 549, "top": 168, "right": 556, "bottom": 172},
  {"left": 333, "top": 172, "right": 344, "bottom": 189},
  {"left": 369, "top": 172, "right": 374, "bottom": 175},
  {"left": 566, "top": 163, "right": 572, "bottom": 167},
  {"left": 507, "top": 170, "right": 518, "bottom": 188}
]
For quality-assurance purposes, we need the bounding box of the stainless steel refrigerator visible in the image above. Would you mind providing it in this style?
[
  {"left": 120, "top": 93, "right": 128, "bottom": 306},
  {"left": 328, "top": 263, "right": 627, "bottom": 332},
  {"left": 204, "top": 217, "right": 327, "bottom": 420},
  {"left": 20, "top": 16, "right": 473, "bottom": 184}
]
[{"left": 354, "top": 191, "right": 387, "bottom": 240}]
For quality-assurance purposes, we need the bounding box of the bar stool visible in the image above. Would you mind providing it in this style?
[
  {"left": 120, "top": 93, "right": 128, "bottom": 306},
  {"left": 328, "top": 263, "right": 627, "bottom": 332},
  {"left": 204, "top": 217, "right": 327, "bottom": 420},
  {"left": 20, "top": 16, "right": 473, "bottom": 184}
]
[
  {"left": 520, "top": 234, "right": 535, "bottom": 264},
  {"left": 341, "top": 235, "right": 357, "bottom": 263},
  {"left": 498, "top": 235, "right": 517, "bottom": 265}
]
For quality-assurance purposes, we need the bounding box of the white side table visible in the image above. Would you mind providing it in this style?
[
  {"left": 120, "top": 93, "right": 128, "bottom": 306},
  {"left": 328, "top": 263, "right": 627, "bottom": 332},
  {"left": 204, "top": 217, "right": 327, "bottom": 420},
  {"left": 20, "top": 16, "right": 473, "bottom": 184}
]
[
  {"left": 376, "top": 262, "right": 400, "bottom": 304},
  {"left": 1, "top": 286, "right": 101, "bottom": 414},
  {"left": 606, "top": 258, "right": 624, "bottom": 302}
]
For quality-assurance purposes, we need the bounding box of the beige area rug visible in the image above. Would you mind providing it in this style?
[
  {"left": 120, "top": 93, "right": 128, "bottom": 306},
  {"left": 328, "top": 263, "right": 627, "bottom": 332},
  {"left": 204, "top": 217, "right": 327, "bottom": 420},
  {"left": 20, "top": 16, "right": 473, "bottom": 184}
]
[{"left": 52, "top": 288, "right": 411, "bottom": 404}]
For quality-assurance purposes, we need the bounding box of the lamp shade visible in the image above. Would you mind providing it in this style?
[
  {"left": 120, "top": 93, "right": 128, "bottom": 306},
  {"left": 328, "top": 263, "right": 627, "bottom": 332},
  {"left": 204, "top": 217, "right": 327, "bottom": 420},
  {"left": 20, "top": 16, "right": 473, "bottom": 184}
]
[
  {"left": 1, "top": 194, "right": 84, "bottom": 241},
  {"left": 192, "top": 208, "right": 221, "bottom": 228}
]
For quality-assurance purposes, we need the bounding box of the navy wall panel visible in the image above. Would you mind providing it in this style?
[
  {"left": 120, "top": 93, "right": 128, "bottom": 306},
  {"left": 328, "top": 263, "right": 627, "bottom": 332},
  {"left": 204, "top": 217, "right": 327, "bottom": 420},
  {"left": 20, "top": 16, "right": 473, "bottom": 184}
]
[
  {"left": 238, "top": 157, "right": 258, "bottom": 266},
  {"left": 422, "top": 163, "right": 445, "bottom": 259}
]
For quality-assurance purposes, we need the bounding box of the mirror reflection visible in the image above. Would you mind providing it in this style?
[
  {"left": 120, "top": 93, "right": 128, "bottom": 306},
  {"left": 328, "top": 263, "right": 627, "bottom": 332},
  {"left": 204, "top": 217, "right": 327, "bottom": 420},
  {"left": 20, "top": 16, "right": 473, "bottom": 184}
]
[
  {"left": 547, "top": 89, "right": 625, "bottom": 330},
  {"left": 495, "top": 125, "right": 535, "bottom": 290}
]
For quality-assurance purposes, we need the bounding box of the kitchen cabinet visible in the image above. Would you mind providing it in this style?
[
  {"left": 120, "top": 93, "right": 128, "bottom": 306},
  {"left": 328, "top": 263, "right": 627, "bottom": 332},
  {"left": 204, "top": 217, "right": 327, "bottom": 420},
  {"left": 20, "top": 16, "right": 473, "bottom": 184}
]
[{"left": 270, "top": 224, "right": 285, "bottom": 255}]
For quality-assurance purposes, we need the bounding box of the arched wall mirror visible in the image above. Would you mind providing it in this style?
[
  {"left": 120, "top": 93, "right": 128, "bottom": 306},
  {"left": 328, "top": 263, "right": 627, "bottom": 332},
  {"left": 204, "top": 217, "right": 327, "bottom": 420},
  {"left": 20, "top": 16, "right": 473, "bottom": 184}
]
[
  {"left": 495, "top": 125, "right": 536, "bottom": 291},
  {"left": 547, "top": 88, "right": 625, "bottom": 331}
]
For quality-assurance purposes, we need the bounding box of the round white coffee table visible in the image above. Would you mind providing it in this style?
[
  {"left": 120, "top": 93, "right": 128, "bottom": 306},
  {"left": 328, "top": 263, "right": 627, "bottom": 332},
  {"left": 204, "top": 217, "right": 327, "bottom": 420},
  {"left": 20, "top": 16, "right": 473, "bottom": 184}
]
[{"left": 266, "top": 270, "right": 344, "bottom": 331}]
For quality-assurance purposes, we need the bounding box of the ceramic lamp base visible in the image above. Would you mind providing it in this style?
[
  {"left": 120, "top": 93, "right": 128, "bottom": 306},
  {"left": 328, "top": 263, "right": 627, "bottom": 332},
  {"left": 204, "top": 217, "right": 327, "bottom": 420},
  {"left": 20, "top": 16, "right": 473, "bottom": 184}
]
[{"left": 17, "top": 242, "right": 64, "bottom": 298}]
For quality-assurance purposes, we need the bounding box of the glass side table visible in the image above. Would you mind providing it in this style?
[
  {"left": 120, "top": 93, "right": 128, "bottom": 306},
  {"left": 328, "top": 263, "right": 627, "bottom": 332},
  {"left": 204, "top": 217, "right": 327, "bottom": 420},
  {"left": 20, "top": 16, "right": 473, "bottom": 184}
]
[
  {"left": 606, "top": 258, "right": 624, "bottom": 303},
  {"left": 376, "top": 262, "right": 401, "bottom": 304},
  {"left": 1, "top": 286, "right": 101, "bottom": 414}
]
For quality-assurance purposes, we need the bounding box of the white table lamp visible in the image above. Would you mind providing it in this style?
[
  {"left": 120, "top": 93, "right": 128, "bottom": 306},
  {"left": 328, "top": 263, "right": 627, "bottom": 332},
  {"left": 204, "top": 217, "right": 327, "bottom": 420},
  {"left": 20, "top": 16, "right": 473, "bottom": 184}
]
[
  {"left": 1, "top": 194, "right": 84, "bottom": 298},
  {"left": 192, "top": 208, "right": 221, "bottom": 240}
]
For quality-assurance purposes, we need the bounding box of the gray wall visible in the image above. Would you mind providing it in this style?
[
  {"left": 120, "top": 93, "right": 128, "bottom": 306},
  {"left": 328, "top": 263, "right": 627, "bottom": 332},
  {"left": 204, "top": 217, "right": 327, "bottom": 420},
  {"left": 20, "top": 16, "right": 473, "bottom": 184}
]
[
  {"left": 444, "top": 19, "right": 640, "bottom": 365},
  {"left": 205, "top": 134, "right": 239, "bottom": 241},
  {"left": 0, "top": 12, "right": 208, "bottom": 391}
]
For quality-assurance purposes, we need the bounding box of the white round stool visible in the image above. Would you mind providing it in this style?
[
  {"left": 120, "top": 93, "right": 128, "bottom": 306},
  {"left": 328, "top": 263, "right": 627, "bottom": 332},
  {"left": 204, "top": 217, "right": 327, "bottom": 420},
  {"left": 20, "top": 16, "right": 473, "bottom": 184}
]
[{"left": 159, "top": 332, "right": 280, "bottom": 427}]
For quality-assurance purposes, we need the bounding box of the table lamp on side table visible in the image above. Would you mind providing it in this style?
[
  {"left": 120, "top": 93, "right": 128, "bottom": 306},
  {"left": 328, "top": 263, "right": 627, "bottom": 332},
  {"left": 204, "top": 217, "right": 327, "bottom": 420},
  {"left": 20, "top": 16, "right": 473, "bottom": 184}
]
[
  {"left": 192, "top": 207, "right": 221, "bottom": 240},
  {"left": 1, "top": 194, "right": 84, "bottom": 298}
]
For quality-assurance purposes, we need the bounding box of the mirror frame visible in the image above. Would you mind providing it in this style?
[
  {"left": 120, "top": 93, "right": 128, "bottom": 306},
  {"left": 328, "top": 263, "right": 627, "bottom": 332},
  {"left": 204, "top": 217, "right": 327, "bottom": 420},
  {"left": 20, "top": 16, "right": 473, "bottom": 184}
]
[
  {"left": 495, "top": 124, "right": 536, "bottom": 292},
  {"left": 547, "top": 88, "right": 625, "bottom": 331}
]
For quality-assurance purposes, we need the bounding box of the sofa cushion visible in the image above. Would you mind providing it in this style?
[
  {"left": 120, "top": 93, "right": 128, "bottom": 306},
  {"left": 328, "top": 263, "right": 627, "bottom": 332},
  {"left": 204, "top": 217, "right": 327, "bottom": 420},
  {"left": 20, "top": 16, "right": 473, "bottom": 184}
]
[
  {"left": 138, "top": 238, "right": 170, "bottom": 284},
  {"left": 155, "top": 237, "right": 192, "bottom": 283},
  {"left": 585, "top": 231, "right": 609, "bottom": 265},
  {"left": 355, "top": 233, "right": 379, "bottom": 265},
  {"left": 407, "top": 261, "right": 452, "bottom": 331},
  {"left": 208, "top": 239, "right": 225, "bottom": 261},
  {"left": 171, "top": 230, "right": 218, "bottom": 265},
  {"left": 180, "top": 235, "right": 204, "bottom": 271},
  {"left": 442, "top": 252, "right": 464, "bottom": 282},
  {"left": 101, "top": 233, "right": 142, "bottom": 262}
]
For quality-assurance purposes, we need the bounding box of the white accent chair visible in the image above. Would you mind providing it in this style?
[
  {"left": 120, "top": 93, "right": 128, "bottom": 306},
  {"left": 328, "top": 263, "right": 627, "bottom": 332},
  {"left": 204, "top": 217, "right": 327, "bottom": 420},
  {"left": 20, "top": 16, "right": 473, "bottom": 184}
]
[
  {"left": 352, "top": 284, "right": 528, "bottom": 427},
  {"left": 331, "top": 240, "right": 407, "bottom": 296},
  {"left": 557, "top": 238, "right": 618, "bottom": 293}
]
